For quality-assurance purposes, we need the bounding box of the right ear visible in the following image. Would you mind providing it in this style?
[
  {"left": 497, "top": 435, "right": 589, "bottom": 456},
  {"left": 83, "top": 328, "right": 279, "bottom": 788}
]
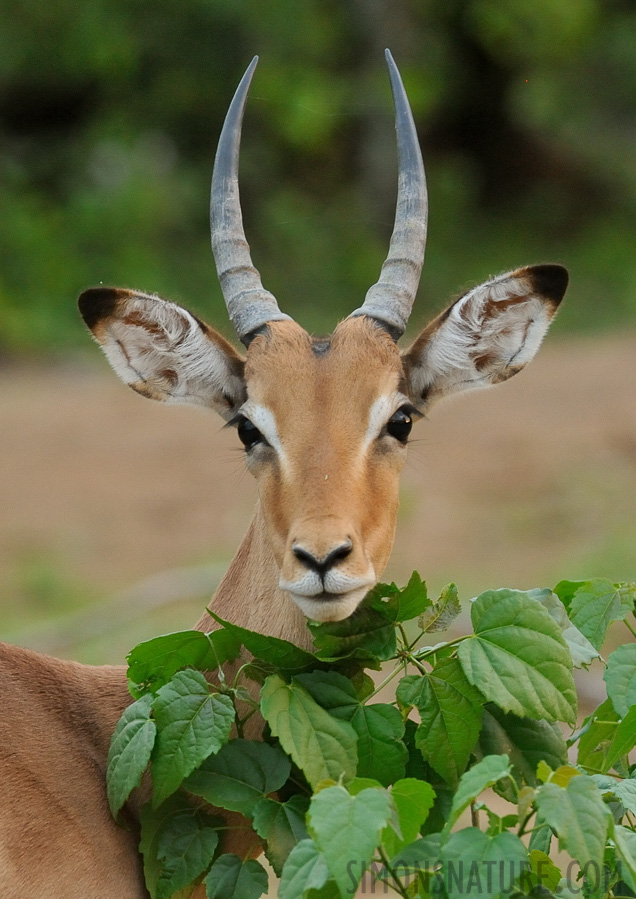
[{"left": 78, "top": 288, "right": 246, "bottom": 420}]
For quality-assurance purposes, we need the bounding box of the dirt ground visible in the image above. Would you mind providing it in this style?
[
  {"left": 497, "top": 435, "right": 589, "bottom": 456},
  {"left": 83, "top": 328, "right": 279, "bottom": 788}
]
[{"left": 1, "top": 333, "right": 635, "bottom": 677}]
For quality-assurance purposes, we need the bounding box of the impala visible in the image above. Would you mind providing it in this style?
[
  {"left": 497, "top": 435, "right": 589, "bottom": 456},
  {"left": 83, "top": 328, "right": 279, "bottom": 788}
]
[{"left": 0, "top": 52, "right": 567, "bottom": 898}]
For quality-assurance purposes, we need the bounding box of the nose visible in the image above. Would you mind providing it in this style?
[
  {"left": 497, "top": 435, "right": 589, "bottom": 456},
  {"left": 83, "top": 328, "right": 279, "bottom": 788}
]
[{"left": 292, "top": 539, "right": 353, "bottom": 578}]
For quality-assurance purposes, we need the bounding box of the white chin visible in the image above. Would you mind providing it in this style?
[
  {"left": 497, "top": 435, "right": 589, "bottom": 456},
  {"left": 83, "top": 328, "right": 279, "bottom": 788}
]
[{"left": 291, "top": 587, "right": 370, "bottom": 623}]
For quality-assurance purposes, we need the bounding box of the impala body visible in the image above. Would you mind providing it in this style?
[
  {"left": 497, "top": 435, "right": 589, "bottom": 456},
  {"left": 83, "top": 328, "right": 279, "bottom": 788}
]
[{"left": 0, "top": 53, "right": 567, "bottom": 898}]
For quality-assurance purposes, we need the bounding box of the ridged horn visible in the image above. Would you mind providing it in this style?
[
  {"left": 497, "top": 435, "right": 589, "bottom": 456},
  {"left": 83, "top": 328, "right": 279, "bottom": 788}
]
[
  {"left": 349, "top": 49, "right": 428, "bottom": 340},
  {"left": 210, "top": 56, "right": 292, "bottom": 346}
]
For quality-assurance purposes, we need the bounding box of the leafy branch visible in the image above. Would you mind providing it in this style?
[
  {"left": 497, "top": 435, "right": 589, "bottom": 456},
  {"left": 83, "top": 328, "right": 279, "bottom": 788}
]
[{"left": 107, "top": 576, "right": 636, "bottom": 899}]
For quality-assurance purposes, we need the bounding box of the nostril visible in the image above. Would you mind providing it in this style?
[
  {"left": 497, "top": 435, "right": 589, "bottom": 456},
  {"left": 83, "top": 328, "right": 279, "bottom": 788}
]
[
  {"left": 292, "top": 539, "right": 353, "bottom": 575},
  {"left": 325, "top": 539, "right": 353, "bottom": 568}
]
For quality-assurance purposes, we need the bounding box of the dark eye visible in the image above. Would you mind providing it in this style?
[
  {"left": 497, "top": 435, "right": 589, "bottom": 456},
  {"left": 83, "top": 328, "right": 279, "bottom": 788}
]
[
  {"left": 386, "top": 407, "right": 413, "bottom": 444},
  {"left": 237, "top": 417, "right": 265, "bottom": 450}
]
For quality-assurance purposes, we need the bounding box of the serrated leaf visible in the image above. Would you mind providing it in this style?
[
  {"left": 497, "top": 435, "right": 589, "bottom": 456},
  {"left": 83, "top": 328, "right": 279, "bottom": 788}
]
[
  {"left": 308, "top": 605, "right": 396, "bottom": 665},
  {"left": 208, "top": 612, "right": 319, "bottom": 675},
  {"left": 185, "top": 738, "right": 291, "bottom": 816},
  {"left": 440, "top": 829, "right": 528, "bottom": 899},
  {"left": 107, "top": 693, "right": 156, "bottom": 818},
  {"left": 350, "top": 704, "right": 406, "bottom": 785},
  {"left": 367, "top": 571, "right": 432, "bottom": 623},
  {"left": 558, "top": 579, "right": 633, "bottom": 650},
  {"left": 139, "top": 795, "right": 208, "bottom": 899},
  {"left": 382, "top": 778, "right": 436, "bottom": 858},
  {"left": 204, "top": 854, "right": 268, "bottom": 899},
  {"left": 308, "top": 785, "right": 393, "bottom": 897},
  {"left": 397, "top": 657, "right": 484, "bottom": 787},
  {"left": 443, "top": 754, "right": 512, "bottom": 836},
  {"left": 151, "top": 670, "right": 235, "bottom": 806},
  {"left": 279, "top": 839, "right": 338, "bottom": 899},
  {"left": 576, "top": 698, "right": 620, "bottom": 770},
  {"left": 419, "top": 583, "right": 461, "bottom": 634},
  {"left": 613, "top": 825, "right": 636, "bottom": 894},
  {"left": 294, "top": 672, "right": 406, "bottom": 785},
  {"left": 479, "top": 704, "right": 567, "bottom": 799},
  {"left": 532, "top": 589, "right": 600, "bottom": 668},
  {"left": 457, "top": 589, "right": 576, "bottom": 725},
  {"left": 612, "top": 779, "right": 636, "bottom": 815},
  {"left": 528, "top": 849, "right": 562, "bottom": 892},
  {"left": 605, "top": 644, "right": 636, "bottom": 717},
  {"left": 260, "top": 675, "right": 357, "bottom": 788},
  {"left": 535, "top": 775, "right": 611, "bottom": 871},
  {"left": 293, "top": 670, "right": 359, "bottom": 714},
  {"left": 127, "top": 629, "right": 240, "bottom": 694},
  {"left": 252, "top": 795, "right": 310, "bottom": 876},
  {"left": 602, "top": 705, "right": 636, "bottom": 774},
  {"left": 155, "top": 809, "right": 219, "bottom": 899}
]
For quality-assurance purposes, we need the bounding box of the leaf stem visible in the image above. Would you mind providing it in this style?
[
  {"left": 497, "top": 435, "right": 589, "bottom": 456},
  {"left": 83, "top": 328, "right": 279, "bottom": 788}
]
[
  {"left": 377, "top": 847, "right": 411, "bottom": 899},
  {"left": 623, "top": 617, "right": 636, "bottom": 640},
  {"left": 365, "top": 661, "right": 406, "bottom": 702}
]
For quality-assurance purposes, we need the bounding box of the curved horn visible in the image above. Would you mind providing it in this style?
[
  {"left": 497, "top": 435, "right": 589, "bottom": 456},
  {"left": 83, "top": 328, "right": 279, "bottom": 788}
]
[
  {"left": 349, "top": 49, "right": 428, "bottom": 340},
  {"left": 211, "top": 56, "right": 292, "bottom": 345}
]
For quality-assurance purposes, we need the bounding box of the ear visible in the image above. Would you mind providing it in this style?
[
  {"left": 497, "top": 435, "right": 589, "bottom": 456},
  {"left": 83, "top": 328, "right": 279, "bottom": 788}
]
[
  {"left": 402, "top": 264, "right": 568, "bottom": 408},
  {"left": 78, "top": 288, "right": 246, "bottom": 420}
]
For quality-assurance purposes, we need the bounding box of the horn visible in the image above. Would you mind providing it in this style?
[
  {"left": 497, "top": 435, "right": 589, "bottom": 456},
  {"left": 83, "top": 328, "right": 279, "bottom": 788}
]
[
  {"left": 349, "top": 49, "right": 428, "bottom": 340},
  {"left": 210, "top": 56, "right": 292, "bottom": 346}
]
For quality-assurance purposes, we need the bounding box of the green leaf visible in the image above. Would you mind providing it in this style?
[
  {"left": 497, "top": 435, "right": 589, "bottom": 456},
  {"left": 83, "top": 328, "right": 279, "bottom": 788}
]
[
  {"left": 107, "top": 693, "right": 156, "bottom": 819},
  {"left": 155, "top": 810, "right": 219, "bottom": 899},
  {"left": 204, "top": 854, "right": 268, "bottom": 899},
  {"left": 308, "top": 605, "right": 396, "bottom": 665},
  {"left": 443, "top": 754, "right": 512, "bottom": 836},
  {"left": 576, "top": 698, "right": 620, "bottom": 770},
  {"left": 278, "top": 840, "right": 339, "bottom": 899},
  {"left": 602, "top": 705, "right": 636, "bottom": 773},
  {"left": 556, "top": 579, "right": 633, "bottom": 650},
  {"left": 528, "top": 848, "right": 562, "bottom": 891},
  {"left": 184, "top": 738, "right": 291, "bottom": 816},
  {"left": 440, "top": 829, "right": 528, "bottom": 899},
  {"left": 260, "top": 675, "right": 357, "bottom": 787},
  {"left": 534, "top": 775, "right": 611, "bottom": 870},
  {"left": 531, "top": 589, "right": 600, "bottom": 668},
  {"left": 151, "top": 670, "right": 235, "bottom": 806},
  {"left": 611, "top": 779, "right": 636, "bottom": 815},
  {"left": 382, "top": 778, "right": 436, "bottom": 858},
  {"left": 479, "top": 705, "right": 567, "bottom": 799},
  {"left": 605, "top": 644, "right": 636, "bottom": 717},
  {"left": 295, "top": 672, "right": 406, "bottom": 785},
  {"left": 397, "top": 657, "right": 484, "bottom": 787},
  {"left": 127, "top": 629, "right": 240, "bottom": 694},
  {"left": 208, "top": 612, "right": 319, "bottom": 675},
  {"left": 308, "top": 785, "right": 394, "bottom": 897},
  {"left": 613, "top": 825, "right": 636, "bottom": 894},
  {"left": 367, "top": 571, "right": 432, "bottom": 623},
  {"left": 139, "top": 794, "right": 212, "bottom": 899},
  {"left": 348, "top": 704, "right": 407, "bottom": 785},
  {"left": 252, "top": 795, "right": 310, "bottom": 876},
  {"left": 418, "top": 583, "right": 461, "bottom": 634},
  {"left": 293, "top": 670, "right": 359, "bottom": 715},
  {"left": 457, "top": 588, "right": 577, "bottom": 725}
]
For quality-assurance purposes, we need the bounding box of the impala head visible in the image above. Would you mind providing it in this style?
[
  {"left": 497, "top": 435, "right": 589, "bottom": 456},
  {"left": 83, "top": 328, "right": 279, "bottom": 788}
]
[{"left": 79, "top": 52, "right": 568, "bottom": 623}]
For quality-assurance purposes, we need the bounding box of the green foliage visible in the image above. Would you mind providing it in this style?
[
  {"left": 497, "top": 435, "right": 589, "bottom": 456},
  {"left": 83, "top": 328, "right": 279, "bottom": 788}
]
[
  {"left": 108, "top": 575, "right": 636, "bottom": 898},
  {"left": 2, "top": 2, "right": 636, "bottom": 356}
]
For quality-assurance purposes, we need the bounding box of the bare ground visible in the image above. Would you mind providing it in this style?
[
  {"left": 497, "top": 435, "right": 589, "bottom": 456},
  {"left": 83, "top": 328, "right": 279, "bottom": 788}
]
[{"left": 1, "top": 334, "right": 635, "bottom": 669}]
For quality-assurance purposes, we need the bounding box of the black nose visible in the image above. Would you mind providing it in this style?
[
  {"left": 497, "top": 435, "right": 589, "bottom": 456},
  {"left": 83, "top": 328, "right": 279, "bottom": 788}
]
[{"left": 292, "top": 539, "right": 353, "bottom": 577}]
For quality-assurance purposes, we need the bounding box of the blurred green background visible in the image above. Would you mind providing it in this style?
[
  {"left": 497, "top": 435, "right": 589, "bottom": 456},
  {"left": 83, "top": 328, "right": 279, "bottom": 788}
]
[
  {"left": 1, "top": 0, "right": 635, "bottom": 355},
  {"left": 1, "top": 0, "right": 635, "bottom": 668}
]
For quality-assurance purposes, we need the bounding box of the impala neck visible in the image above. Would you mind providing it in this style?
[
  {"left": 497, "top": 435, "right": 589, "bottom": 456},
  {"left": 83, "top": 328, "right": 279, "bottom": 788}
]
[{"left": 194, "top": 501, "right": 314, "bottom": 652}]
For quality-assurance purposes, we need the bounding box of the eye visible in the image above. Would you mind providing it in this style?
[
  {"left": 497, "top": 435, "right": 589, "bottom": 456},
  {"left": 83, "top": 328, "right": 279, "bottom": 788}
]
[
  {"left": 237, "top": 416, "right": 265, "bottom": 451},
  {"left": 386, "top": 407, "right": 413, "bottom": 444}
]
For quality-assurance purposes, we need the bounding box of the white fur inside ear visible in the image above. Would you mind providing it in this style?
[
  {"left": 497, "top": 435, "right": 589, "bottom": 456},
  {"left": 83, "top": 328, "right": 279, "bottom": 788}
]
[
  {"left": 98, "top": 294, "right": 245, "bottom": 417},
  {"left": 409, "top": 270, "right": 556, "bottom": 403}
]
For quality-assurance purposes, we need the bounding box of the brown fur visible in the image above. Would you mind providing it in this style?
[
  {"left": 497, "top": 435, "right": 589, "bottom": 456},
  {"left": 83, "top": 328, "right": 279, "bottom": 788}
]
[{"left": 0, "top": 263, "right": 566, "bottom": 895}]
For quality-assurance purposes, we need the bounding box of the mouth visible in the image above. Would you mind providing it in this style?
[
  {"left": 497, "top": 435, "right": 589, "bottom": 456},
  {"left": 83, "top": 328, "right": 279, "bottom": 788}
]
[{"left": 289, "top": 585, "right": 370, "bottom": 622}]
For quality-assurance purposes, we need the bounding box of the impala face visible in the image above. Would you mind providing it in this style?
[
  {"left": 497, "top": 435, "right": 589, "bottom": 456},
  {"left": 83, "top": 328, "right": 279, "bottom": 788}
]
[{"left": 79, "top": 53, "right": 568, "bottom": 623}]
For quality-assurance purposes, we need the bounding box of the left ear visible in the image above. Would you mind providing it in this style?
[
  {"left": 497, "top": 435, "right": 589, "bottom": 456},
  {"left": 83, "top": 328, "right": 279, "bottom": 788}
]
[{"left": 402, "top": 264, "right": 568, "bottom": 408}]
